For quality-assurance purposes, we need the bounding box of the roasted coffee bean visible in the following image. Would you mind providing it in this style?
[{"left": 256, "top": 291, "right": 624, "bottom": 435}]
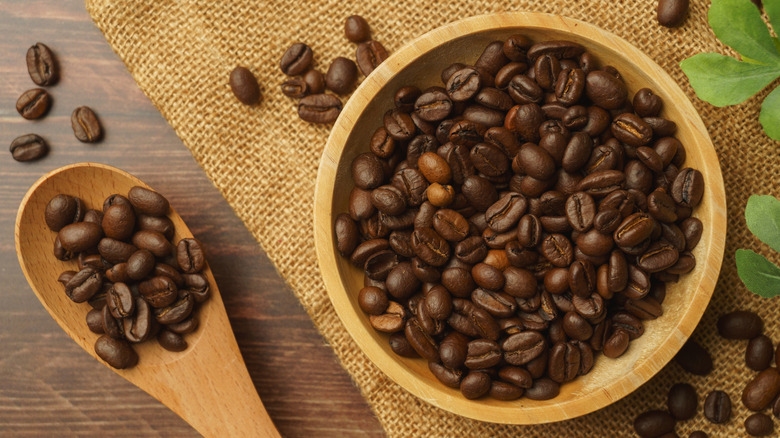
[
  {"left": 657, "top": 0, "right": 690, "bottom": 27},
  {"left": 461, "top": 175, "right": 497, "bottom": 212},
  {"left": 433, "top": 209, "right": 469, "bottom": 242},
  {"left": 404, "top": 317, "right": 438, "bottom": 361},
  {"left": 371, "top": 185, "right": 407, "bottom": 216},
  {"left": 427, "top": 362, "right": 462, "bottom": 388},
  {"left": 680, "top": 217, "right": 703, "bottom": 251},
  {"left": 71, "top": 106, "right": 102, "bottom": 143},
  {"left": 415, "top": 89, "right": 453, "bottom": 122},
  {"left": 647, "top": 189, "right": 677, "bottom": 223},
  {"left": 411, "top": 227, "right": 450, "bottom": 267},
  {"left": 565, "top": 192, "right": 596, "bottom": 232},
  {"left": 747, "top": 335, "right": 774, "bottom": 372},
  {"left": 502, "top": 34, "right": 532, "bottom": 62},
  {"left": 671, "top": 168, "right": 704, "bottom": 207},
  {"left": 369, "top": 301, "right": 405, "bottom": 333},
  {"left": 385, "top": 262, "right": 420, "bottom": 299},
  {"left": 98, "top": 238, "right": 136, "bottom": 264},
  {"left": 370, "top": 127, "right": 397, "bottom": 160},
  {"left": 153, "top": 262, "right": 184, "bottom": 287},
  {"left": 356, "top": 40, "right": 388, "bottom": 76},
  {"left": 502, "top": 331, "right": 546, "bottom": 365},
  {"left": 506, "top": 103, "right": 545, "bottom": 143},
  {"left": 135, "top": 215, "right": 173, "bottom": 242},
  {"left": 674, "top": 339, "right": 713, "bottom": 375},
  {"left": 460, "top": 371, "right": 491, "bottom": 399},
  {"left": 745, "top": 413, "right": 774, "bottom": 436},
  {"left": 58, "top": 222, "right": 103, "bottom": 253},
  {"left": 125, "top": 249, "right": 155, "bottom": 281},
  {"left": 139, "top": 275, "right": 178, "bottom": 308},
  {"left": 102, "top": 202, "right": 135, "bottom": 241},
  {"left": 132, "top": 230, "right": 172, "bottom": 258},
  {"left": 58, "top": 271, "right": 76, "bottom": 288},
  {"left": 280, "top": 78, "right": 308, "bottom": 98},
  {"left": 10, "top": 134, "right": 48, "bottom": 162},
  {"left": 485, "top": 192, "right": 526, "bottom": 232},
  {"left": 541, "top": 233, "right": 573, "bottom": 267},
  {"left": 107, "top": 282, "right": 135, "bottom": 318},
  {"left": 126, "top": 186, "right": 169, "bottom": 218},
  {"left": 418, "top": 151, "right": 451, "bottom": 184},
  {"left": 668, "top": 383, "right": 697, "bottom": 421},
  {"left": 464, "top": 339, "right": 502, "bottom": 369},
  {"left": 585, "top": 70, "right": 627, "bottom": 110},
  {"left": 446, "top": 67, "right": 482, "bottom": 102},
  {"left": 157, "top": 330, "right": 187, "bottom": 352},
  {"left": 743, "top": 368, "right": 780, "bottom": 411},
  {"left": 388, "top": 331, "right": 419, "bottom": 358},
  {"left": 166, "top": 317, "right": 199, "bottom": 337},
  {"left": 86, "top": 308, "right": 105, "bottom": 334},
  {"left": 633, "top": 88, "right": 663, "bottom": 117},
  {"left": 65, "top": 267, "right": 103, "bottom": 303},
  {"left": 525, "top": 378, "right": 559, "bottom": 400},
  {"left": 602, "top": 328, "right": 630, "bottom": 358},
  {"left": 614, "top": 212, "right": 654, "bottom": 248},
  {"left": 704, "top": 390, "right": 731, "bottom": 423},
  {"left": 26, "top": 42, "right": 58, "bottom": 86},
  {"left": 298, "top": 93, "right": 342, "bottom": 124},
  {"left": 123, "top": 297, "right": 153, "bottom": 343},
  {"left": 475, "top": 41, "right": 509, "bottom": 76},
  {"left": 181, "top": 273, "right": 209, "bottom": 303},
  {"left": 335, "top": 213, "right": 359, "bottom": 256},
  {"left": 533, "top": 54, "right": 561, "bottom": 90},
  {"left": 94, "top": 335, "right": 138, "bottom": 369},
  {"left": 718, "top": 310, "right": 763, "bottom": 339},
  {"left": 548, "top": 341, "right": 581, "bottom": 383},
  {"left": 326, "top": 57, "right": 358, "bottom": 95},
  {"left": 103, "top": 194, "right": 131, "bottom": 212},
  {"left": 555, "top": 68, "right": 585, "bottom": 105},
  {"left": 229, "top": 66, "right": 260, "bottom": 104},
  {"left": 507, "top": 75, "right": 543, "bottom": 105},
  {"left": 424, "top": 285, "right": 452, "bottom": 320},
  {"left": 577, "top": 170, "right": 625, "bottom": 197},
  {"left": 633, "top": 410, "right": 676, "bottom": 438},
  {"left": 16, "top": 88, "right": 51, "bottom": 120},
  {"left": 393, "top": 85, "right": 421, "bottom": 113},
  {"left": 569, "top": 260, "right": 596, "bottom": 297},
  {"left": 344, "top": 15, "right": 370, "bottom": 42},
  {"left": 424, "top": 183, "right": 452, "bottom": 208},
  {"left": 352, "top": 153, "right": 384, "bottom": 190},
  {"left": 489, "top": 381, "right": 523, "bottom": 401},
  {"left": 470, "top": 142, "right": 509, "bottom": 176},
  {"left": 45, "top": 194, "right": 82, "bottom": 232},
  {"left": 303, "top": 69, "right": 325, "bottom": 94},
  {"left": 154, "top": 293, "right": 194, "bottom": 325},
  {"left": 516, "top": 143, "right": 556, "bottom": 181},
  {"left": 280, "top": 43, "right": 313, "bottom": 76},
  {"left": 638, "top": 241, "right": 679, "bottom": 273},
  {"left": 612, "top": 113, "right": 652, "bottom": 147}
]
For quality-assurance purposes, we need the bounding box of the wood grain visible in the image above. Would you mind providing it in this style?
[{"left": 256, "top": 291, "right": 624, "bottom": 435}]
[
  {"left": 0, "top": 1, "right": 383, "bottom": 436},
  {"left": 314, "top": 12, "right": 727, "bottom": 424}
]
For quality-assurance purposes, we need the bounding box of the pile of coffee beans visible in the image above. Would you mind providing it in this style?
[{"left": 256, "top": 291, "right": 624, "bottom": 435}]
[
  {"left": 279, "top": 15, "right": 389, "bottom": 124},
  {"left": 46, "top": 187, "right": 210, "bottom": 369},
  {"left": 10, "top": 42, "right": 103, "bottom": 162},
  {"left": 636, "top": 310, "right": 780, "bottom": 437},
  {"left": 334, "top": 35, "right": 706, "bottom": 401}
]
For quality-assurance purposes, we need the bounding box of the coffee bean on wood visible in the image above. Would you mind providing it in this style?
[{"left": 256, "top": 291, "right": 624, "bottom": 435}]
[
  {"left": 335, "top": 35, "right": 706, "bottom": 401},
  {"left": 71, "top": 106, "right": 102, "bottom": 143},
  {"left": 26, "top": 42, "right": 58, "bottom": 86},
  {"left": 10, "top": 134, "right": 48, "bottom": 162},
  {"left": 16, "top": 88, "right": 51, "bottom": 120}
]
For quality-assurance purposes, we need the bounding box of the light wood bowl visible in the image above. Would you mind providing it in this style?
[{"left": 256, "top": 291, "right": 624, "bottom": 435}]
[
  {"left": 15, "top": 162, "right": 279, "bottom": 437},
  {"left": 314, "top": 12, "right": 726, "bottom": 424}
]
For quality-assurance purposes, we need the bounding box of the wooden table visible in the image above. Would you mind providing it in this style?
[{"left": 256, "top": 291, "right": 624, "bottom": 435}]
[{"left": 0, "top": 1, "right": 383, "bottom": 436}]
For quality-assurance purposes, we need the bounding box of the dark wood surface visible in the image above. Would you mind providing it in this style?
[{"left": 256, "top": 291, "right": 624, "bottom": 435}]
[{"left": 0, "top": 1, "right": 384, "bottom": 436}]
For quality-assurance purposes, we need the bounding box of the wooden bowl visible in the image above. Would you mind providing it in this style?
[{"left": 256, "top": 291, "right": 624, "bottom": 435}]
[{"left": 314, "top": 12, "right": 726, "bottom": 424}]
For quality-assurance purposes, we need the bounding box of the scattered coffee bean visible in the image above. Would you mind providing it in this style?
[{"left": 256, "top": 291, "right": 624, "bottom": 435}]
[
  {"left": 668, "top": 383, "right": 697, "bottom": 420},
  {"left": 16, "top": 88, "right": 51, "bottom": 120},
  {"left": 281, "top": 78, "right": 308, "bottom": 98},
  {"left": 747, "top": 335, "right": 774, "bottom": 371},
  {"left": 26, "top": 42, "right": 58, "bottom": 86},
  {"left": 718, "top": 310, "right": 763, "bottom": 340},
  {"left": 657, "top": 0, "right": 690, "bottom": 28},
  {"left": 634, "top": 410, "right": 676, "bottom": 438},
  {"left": 229, "top": 66, "right": 260, "bottom": 105},
  {"left": 703, "top": 390, "right": 731, "bottom": 423},
  {"left": 743, "top": 368, "right": 780, "bottom": 411},
  {"left": 344, "top": 15, "right": 370, "bottom": 43},
  {"left": 356, "top": 40, "right": 388, "bottom": 76},
  {"left": 745, "top": 413, "right": 774, "bottom": 436},
  {"left": 71, "top": 106, "right": 102, "bottom": 143},
  {"left": 303, "top": 69, "right": 326, "bottom": 94},
  {"left": 280, "top": 43, "right": 313, "bottom": 76},
  {"left": 298, "top": 93, "right": 342, "bottom": 124},
  {"left": 10, "top": 134, "right": 48, "bottom": 162},
  {"left": 675, "top": 339, "right": 713, "bottom": 375},
  {"left": 326, "top": 57, "right": 358, "bottom": 95}
]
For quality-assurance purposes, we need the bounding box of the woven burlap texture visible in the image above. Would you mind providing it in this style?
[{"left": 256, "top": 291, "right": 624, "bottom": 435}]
[{"left": 85, "top": 0, "right": 780, "bottom": 436}]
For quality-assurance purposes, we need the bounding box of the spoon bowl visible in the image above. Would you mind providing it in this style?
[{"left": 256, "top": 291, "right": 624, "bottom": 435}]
[{"left": 15, "top": 162, "right": 279, "bottom": 437}]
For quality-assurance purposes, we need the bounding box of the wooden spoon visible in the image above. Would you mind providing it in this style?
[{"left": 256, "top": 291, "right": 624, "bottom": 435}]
[{"left": 15, "top": 162, "right": 280, "bottom": 437}]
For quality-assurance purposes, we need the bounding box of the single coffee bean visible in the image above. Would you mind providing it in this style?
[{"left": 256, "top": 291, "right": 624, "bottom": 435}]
[
  {"left": 71, "top": 106, "right": 102, "bottom": 143},
  {"left": 139, "top": 275, "right": 178, "bottom": 308},
  {"left": 103, "top": 194, "right": 131, "bottom": 212},
  {"left": 387, "top": 331, "right": 418, "bottom": 358},
  {"left": 657, "top": 0, "right": 690, "bottom": 27},
  {"left": 128, "top": 186, "right": 170, "bottom": 217},
  {"left": 132, "top": 230, "right": 172, "bottom": 258},
  {"left": 612, "top": 113, "right": 653, "bottom": 147},
  {"left": 122, "top": 297, "right": 153, "bottom": 343},
  {"left": 280, "top": 78, "right": 308, "bottom": 98},
  {"left": 302, "top": 69, "right": 325, "bottom": 94},
  {"left": 475, "top": 41, "right": 509, "bottom": 76},
  {"left": 94, "top": 335, "right": 138, "bottom": 369},
  {"left": 344, "top": 15, "right": 370, "bottom": 43},
  {"left": 671, "top": 168, "right": 704, "bottom": 207},
  {"left": 393, "top": 85, "right": 421, "bottom": 113},
  {"left": 86, "top": 308, "right": 105, "bottom": 334},
  {"left": 489, "top": 381, "right": 523, "bottom": 401},
  {"left": 502, "top": 331, "right": 546, "bottom": 365},
  {"left": 98, "top": 238, "right": 137, "bottom": 264},
  {"left": 106, "top": 262, "right": 130, "bottom": 283},
  {"left": 26, "top": 42, "right": 58, "bottom": 85},
  {"left": 181, "top": 273, "right": 209, "bottom": 303},
  {"left": 585, "top": 70, "right": 627, "bottom": 110},
  {"left": 356, "top": 40, "right": 388, "bottom": 76},
  {"left": 703, "top": 390, "right": 731, "bottom": 423},
  {"left": 154, "top": 292, "right": 194, "bottom": 325},
  {"left": 126, "top": 249, "right": 155, "bottom": 281},
  {"left": 45, "top": 194, "right": 82, "bottom": 232},
  {"left": 229, "top": 66, "right": 260, "bottom": 104},
  {"left": 58, "top": 222, "right": 103, "bottom": 253},
  {"left": 158, "top": 329, "right": 188, "bottom": 352},
  {"left": 298, "top": 93, "right": 342, "bottom": 124},
  {"left": 460, "top": 371, "right": 491, "bottom": 400},
  {"left": 16, "top": 88, "right": 51, "bottom": 120},
  {"left": 326, "top": 57, "right": 358, "bottom": 95},
  {"left": 525, "top": 378, "right": 559, "bottom": 400},
  {"left": 280, "top": 43, "right": 313, "bottom": 76},
  {"left": 745, "top": 413, "right": 774, "bottom": 436},
  {"left": 102, "top": 203, "right": 136, "bottom": 241},
  {"left": 335, "top": 213, "right": 359, "bottom": 256},
  {"left": 674, "top": 339, "right": 713, "bottom": 375},
  {"left": 744, "top": 368, "right": 780, "bottom": 411},
  {"left": 465, "top": 339, "right": 502, "bottom": 369},
  {"left": 176, "top": 238, "right": 205, "bottom": 273},
  {"left": 747, "top": 335, "right": 774, "bottom": 371},
  {"left": 681, "top": 217, "right": 703, "bottom": 251},
  {"left": 633, "top": 410, "right": 676, "bottom": 438},
  {"left": 9, "top": 134, "right": 48, "bottom": 162},
  {"left": 634, "top": 88, "right": 663, "bottom": 117},
  {"left": 446, "top": 67, "right": 482, "bottom": 102},
  {"left": 668, "top": 383, "right": 697, "bottom": 421},
  {"left": 107, "top": 282, "right": 135, "bottom": 318},
  {"left": 64, "top": 267, "right": 103, "bottom": 303},
  {"left": 718, "top": 310, "right": 763, "bottom": 339}
]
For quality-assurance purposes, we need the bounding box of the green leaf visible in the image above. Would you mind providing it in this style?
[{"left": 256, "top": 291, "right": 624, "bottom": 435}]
[
  {"left": 736, "top": 249, "right": 780, "bottom": 298},
  {"left": 765, "top": 1, "right": 780, "bottom": 37},
  {"left": 760, "top": 85, "right": 780, "bottom": 141},
  {"left": 745, "top": 194, "right": 780, "bottom": 251},
  {"left": 774, "top": 37, "right": 780, "bottom": 54},
  {"left": 710, "top": 0, "right": 780, "bottom": 64},
  {"left": 680, "top": 53, "right": 780, "bottom": 106}
]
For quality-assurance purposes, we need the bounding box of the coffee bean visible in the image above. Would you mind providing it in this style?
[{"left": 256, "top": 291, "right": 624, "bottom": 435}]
[
  {"left": 298, "top": 93, "right": 342, "bottom": 124},
  {"left": 344, "top": 15, "right": 370, "bottom": 43},
  {"left": 9, "top": 134, "right": 48, "bottom": 162},
  {"left": 102, "top": 202, "right": 136, "bottom": 241},
  {"left": 657, "top": 0, "right": 689, "bottom": 27},
  {"left": 326, "top": 57, "right": 358, "bottom": 95},
  {"left": 634, "top": 410, "right": 676, "bottom": 438},
  {"left": 747, "top": 335, "right": 775, "bottom": 371},
  {"left": 355, "top": 40, "right": 388, "bottom": 76},
  {"left": 65, "top": 267, "right": 103, "bottom": 303},
  {"left": 71, "top": 106, "right": 102, "bottom": 143},
  {"left": 58, "top": 222, "right": 103, "bottom": 253},
  {"left": 525, "top": 378, "right": 559, "bottom": 400},
  {"left": 674, "top": 339, "right": 713, "bottom": 375},
  {"left": 107, "top": 282, "right": 135, "bottom": 318},
  {"left": 447, "top": 67, "right": 482, "bottom": 102},
  {"left": 718, "top": 310, "right": 763, "bottom": 339},
  {"left": 86, "top": 308, "right": 105, "bottom": 334},
  {"left": 668, "top": 383, "right": 697, "bottom": 421},
  {"left": 465, "top": 339, "right": 502, "bottom": 369},
  {"left": 154, "top": 292, "right": 194, "bottom": 325},
  {"left": 745, "top": 413, "right": 774, "bottom": 436},
  {"left": 280, "top": 43, "right": 313, "bottom": 76},
  {"left": 229, "top": 66, "right": 260, "bottom": 104},
  {"left": 97, "top": 238, "right": 136, "bottom": 264},
  {"left": 16, "top": 88, "right": 51, "bottom": 120},
  {"left": 744, "top": 368, "right": 780, "bottom": 411},
  {"left": 475, "top": 41, "right": 509, "bottom": 76},
  {"left": 132, "top": 230, "right": 172, "bottom": 258},
  {"left": 671, "top": 168, "right": 704, "bottom": 207},
  {"left": 704, "top": 390, "right": 731, "bottom": 423},
  {"left": 44, "top": 194, "right": 81, "bottom": 232},
  {"left": 585, "top": 70, "right": 627, "bottom": 110},
  {"left": 301, "top": 69, "right": 325, "bottom": 95},
  {"left": 335, "top": 213, "right": 359, "bottom": 256},
  {"left": 280, "top": 78, "right": 308, "bottom": 98},
  {"left": 26, "top": 42, "right": 58, "bottom": 86},
  {"left": 634, "top": 88, "right": 663, "bottom": 117},
  {"left": 157, "top": 329, "right": 188, "bottom": 352},
  {"left": 460, "top": 371, "right": 491, "bottom": 399},
  {"left": 94, "top": 335, "right": 138, "bottom": 369}
]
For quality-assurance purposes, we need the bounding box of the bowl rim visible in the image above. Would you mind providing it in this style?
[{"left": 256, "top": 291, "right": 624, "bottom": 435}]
[{"left": 314, "top": 11, "right": 726, "bottom": 424}]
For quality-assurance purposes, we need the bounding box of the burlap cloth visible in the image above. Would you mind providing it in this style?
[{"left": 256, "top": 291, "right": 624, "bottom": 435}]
[{"left": 84, "top": 0, "right": 780, "bottom": 436}]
